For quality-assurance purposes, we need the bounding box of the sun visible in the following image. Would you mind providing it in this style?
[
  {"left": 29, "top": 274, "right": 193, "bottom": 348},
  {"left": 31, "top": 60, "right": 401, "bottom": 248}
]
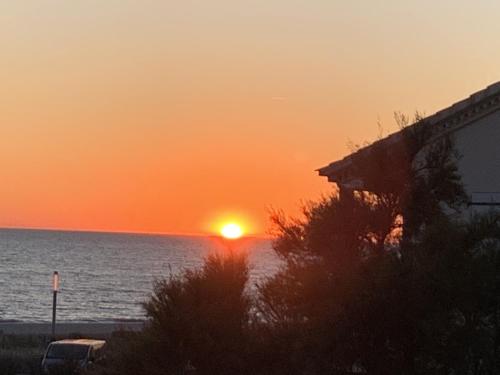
[{"left": 220, "top": 223, "right": 244, "bottom": 239}]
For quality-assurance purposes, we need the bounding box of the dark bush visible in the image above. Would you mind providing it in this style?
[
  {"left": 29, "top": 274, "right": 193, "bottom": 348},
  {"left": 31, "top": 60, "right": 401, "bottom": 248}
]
[{"left": 96, "top": 251, "right": 251, "bottom": 375}]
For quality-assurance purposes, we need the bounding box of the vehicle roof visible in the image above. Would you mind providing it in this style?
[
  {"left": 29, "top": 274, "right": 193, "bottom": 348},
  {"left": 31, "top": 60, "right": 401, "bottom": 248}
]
[{"left": 49, "top": 339, "right": 106, "bottom": 349}]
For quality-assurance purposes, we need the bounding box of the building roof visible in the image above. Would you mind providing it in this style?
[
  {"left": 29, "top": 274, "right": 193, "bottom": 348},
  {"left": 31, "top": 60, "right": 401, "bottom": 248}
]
[
  {"left": 318, "top": 82, "right": 500, "bottom": 184},
  {"left": 50, "top": 339, "right": 106, "bottom": 348}
]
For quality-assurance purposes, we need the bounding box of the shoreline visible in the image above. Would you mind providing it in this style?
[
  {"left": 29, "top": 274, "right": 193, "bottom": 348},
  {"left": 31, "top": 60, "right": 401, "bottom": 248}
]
[{"left": 0, "top": 321, "right": 145, "bottom": 336}]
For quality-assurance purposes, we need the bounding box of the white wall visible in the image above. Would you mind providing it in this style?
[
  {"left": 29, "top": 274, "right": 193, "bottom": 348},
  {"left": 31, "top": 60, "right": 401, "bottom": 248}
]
[{"left": 454, "top": 110, "right": 500, "bottom": 210}]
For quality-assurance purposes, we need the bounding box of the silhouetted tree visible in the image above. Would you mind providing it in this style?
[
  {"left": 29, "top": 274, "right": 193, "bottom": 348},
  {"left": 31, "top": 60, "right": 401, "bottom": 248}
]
[
  {"left": 257, "top": 114, "right": 499, "bottom": 374},
  {"left": 95, "top": 251, "right": 251, "bottom": 375}
]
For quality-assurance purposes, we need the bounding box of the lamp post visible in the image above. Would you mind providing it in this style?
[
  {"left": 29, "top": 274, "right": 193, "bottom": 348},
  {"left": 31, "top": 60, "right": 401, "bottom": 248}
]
[{"left": 51, "top": 271, "right": 59, "bottom": 339}]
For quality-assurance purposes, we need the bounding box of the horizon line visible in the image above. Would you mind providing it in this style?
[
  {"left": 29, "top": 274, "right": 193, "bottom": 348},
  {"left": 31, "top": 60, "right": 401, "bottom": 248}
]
[{"left": 0, "top": 225, "right": 270, "bottom": 239}]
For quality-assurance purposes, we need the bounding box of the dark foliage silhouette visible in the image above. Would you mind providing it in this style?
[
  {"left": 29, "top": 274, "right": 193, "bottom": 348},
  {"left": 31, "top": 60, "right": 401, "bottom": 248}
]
[{"left": 93, "top": 251, "right": 251, "bottom": 375}]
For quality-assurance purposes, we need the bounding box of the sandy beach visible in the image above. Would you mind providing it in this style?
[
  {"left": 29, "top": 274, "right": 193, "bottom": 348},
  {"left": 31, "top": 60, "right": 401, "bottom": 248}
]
[{"left": 0, "top": 321, "right": 144, "bottom": 336}]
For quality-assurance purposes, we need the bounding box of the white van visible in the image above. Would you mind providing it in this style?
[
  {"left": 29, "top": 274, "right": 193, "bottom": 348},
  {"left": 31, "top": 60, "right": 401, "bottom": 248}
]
[{"left": 41, "top": 339, "right": 106, "bottom": 374}]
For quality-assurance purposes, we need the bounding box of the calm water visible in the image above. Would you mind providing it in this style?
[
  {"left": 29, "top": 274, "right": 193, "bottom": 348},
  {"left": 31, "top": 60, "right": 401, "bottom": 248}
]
[{"left": 0, "top": 229, "right": 280, "bottom": 322}]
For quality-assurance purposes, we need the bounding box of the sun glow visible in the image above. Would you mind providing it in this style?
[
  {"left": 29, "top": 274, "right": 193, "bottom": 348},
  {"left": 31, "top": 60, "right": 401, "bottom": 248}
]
[{"left": 220, "top": 223, "right": 244, "bottom": 239}]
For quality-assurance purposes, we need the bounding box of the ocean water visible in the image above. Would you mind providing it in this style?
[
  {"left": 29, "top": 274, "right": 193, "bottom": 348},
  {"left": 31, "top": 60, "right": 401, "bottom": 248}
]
[{"left": 0, "top": 229, "right": 280, "bottom": 322}]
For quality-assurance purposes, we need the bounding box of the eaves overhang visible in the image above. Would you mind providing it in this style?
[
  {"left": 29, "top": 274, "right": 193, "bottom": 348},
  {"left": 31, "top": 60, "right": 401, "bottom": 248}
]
[{"left": 318, "top": 81, "right": 500, "bottom": 186}]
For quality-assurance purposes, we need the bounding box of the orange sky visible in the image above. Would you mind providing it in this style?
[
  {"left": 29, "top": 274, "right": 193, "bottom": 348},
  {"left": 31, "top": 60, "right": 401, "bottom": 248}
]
[{"left": 0, "top": 1, "right": 499, "bottom": 235}]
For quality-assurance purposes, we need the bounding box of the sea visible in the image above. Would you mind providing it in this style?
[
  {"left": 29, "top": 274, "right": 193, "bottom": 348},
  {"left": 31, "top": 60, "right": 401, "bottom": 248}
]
[{"left": 0, "top": 229, "right": 280, "bottom": 323}]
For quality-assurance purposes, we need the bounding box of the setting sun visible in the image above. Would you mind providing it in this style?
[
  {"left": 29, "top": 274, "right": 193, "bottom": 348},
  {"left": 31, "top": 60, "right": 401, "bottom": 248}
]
[{"left": 220, "top": 223, "right": 244, "bottom": 239}]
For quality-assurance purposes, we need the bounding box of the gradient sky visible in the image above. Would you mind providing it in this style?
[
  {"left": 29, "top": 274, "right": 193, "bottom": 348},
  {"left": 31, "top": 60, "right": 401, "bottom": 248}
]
[{"left": 1, "top": 1, "right": 499, "bottom": 235}]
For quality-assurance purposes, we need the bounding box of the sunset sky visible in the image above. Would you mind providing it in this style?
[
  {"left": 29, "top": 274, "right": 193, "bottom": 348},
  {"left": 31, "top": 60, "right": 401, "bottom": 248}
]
[{"left": 1, "top": 1, "right": 499, "bottom": 235}]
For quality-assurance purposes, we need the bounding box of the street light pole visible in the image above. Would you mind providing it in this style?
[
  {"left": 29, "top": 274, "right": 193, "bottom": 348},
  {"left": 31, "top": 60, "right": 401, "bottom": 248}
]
[{"left": 51, "top": 271, "right": 59, "bottom": 339}]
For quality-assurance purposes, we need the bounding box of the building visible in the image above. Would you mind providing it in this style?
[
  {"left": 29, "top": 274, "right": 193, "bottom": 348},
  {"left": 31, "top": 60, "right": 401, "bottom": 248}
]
[{"left": 318, "top": 82, "right": 500, "bottom": 209}]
